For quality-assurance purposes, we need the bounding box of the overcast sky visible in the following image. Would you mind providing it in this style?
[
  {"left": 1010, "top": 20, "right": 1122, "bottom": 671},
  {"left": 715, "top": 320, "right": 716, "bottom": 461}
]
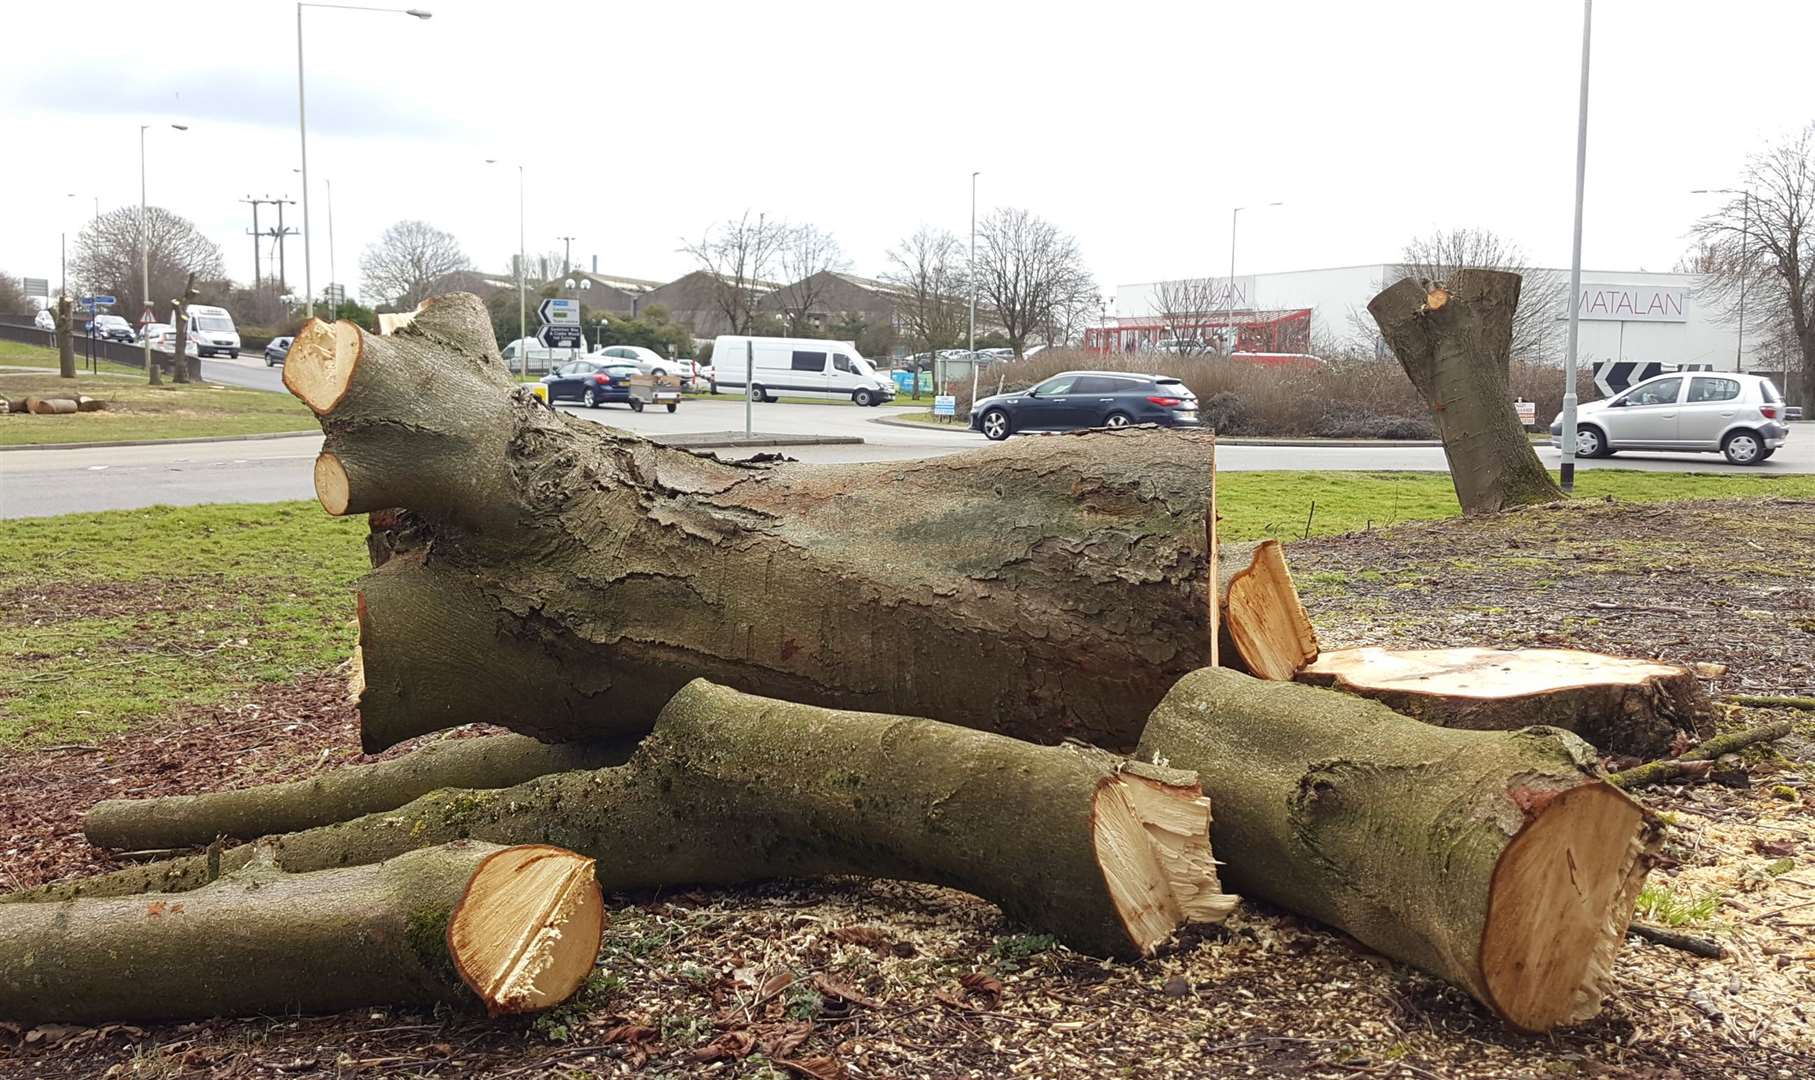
[{"left": 3, "top": 0, "right": 1810, "bottom": 306}]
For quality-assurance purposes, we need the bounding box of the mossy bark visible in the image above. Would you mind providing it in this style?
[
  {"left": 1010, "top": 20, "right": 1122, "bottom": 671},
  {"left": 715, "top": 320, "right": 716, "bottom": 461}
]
[
  {"left": 11, "top": 681, "right": 1234, "bottom": 959},
  {"left": 286, "top": 294, "right": 1217, "bottom": 754},
  {"left": 1137, "top": 668, "right": 1660, "bottom": 1032},
  {"left": 83, "top": 733, "right": 636, "bottom": 850}
]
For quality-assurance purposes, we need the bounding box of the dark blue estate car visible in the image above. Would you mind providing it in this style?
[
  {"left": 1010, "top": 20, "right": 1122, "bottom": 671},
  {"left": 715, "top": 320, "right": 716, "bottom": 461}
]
[
  {"left": 969, "top": 370, "right": 1200, "bottom": 440},
  {"left": 544, "top": 360, "right": 640, "bottom": 410}
]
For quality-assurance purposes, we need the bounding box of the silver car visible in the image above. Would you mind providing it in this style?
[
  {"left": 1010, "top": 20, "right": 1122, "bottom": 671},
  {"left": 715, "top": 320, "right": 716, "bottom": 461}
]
[{"left": 1550, "top": 371, "right": 1790, "bottom": 465}]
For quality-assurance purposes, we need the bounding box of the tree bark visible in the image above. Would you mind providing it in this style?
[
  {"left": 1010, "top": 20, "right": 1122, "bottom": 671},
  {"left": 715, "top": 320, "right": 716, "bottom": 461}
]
[
  {"left": 1297, "top": 646, "right": 1710, "bottom": 757},
  {"left": 13, "top": 680, "right": 1237, "bottom": 960},
  {"left": 1367, "top": 271, "right": 1564, "bottom": 514},
  {"left": 285, "top": 294, "right": 1219, "bottom": 754},
  {"left": 24, "top": 397, "right": 79, "bottom": 415},
  {"left": 170, "top": 271, "right": 199, "bottom": 384},
  {"left": 83, "top": 732, "right": 636, "bottom": 851},
  {"left": 1137, "top": 668, "right": 1660, "bottom": 1033},
  {"left": 55, "top": 294, "right": 77, "bottom": 380},
  {"left": 1216, "top": 540, "right": 1319, "bottom": 680},
  {"left": 0, "top": 841, "right": 603, "bottom": 1024}
]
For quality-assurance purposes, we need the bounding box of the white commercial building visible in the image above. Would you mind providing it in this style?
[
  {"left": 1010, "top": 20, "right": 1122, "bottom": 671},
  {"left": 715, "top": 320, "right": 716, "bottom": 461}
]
[{"left": 1095, "top": 264, "right": 1758, "bottom": 373}]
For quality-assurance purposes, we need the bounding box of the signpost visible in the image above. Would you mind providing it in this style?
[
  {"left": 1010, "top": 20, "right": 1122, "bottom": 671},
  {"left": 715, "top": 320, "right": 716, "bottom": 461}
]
[
  {"left": 535, "top": 298, "right": 583, "bottom": 365},
  {"left": 933, "top": 394, "right": 957, "bottom": 420},
  {"left": 22, "top": 278, "right": 48, "bottom": 299}
]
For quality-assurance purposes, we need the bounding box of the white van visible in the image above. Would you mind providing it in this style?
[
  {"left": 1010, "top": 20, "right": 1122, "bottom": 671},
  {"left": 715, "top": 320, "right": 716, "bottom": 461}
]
[
  {"left": 711, "top": 335, "right": 895, "bottom": 406},
  {"left": 185, "top": 305, "right": 241, "bottom": 358}
]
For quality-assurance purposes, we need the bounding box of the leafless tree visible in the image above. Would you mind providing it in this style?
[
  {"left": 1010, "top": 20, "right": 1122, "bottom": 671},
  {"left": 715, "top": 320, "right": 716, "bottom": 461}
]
[
  {"left": 883, "top": 226, "right": 970, "bottom": 355},
  {"left": 680, "top": 211, "right": 789, "bottom": 335},
  {"left": 973, "top": 208, "right": 1097, "bottom": 358},
  {"left": 0, "top": 272, "right": 34, "bottom": 315},
  {"left": 1692, "top": 125, "right": 1815, "bottom": 405},
  {"left": 773, "top": 224, "right": 847, "bottom": 336},
  {"left": 1150, "top": 277, "right": 1220, "bottom": 353},
  {"left": 359, "top": 220, "right": 470, "bottom": 309},
  {"left": 1393, "top": 227, "right": 1564, "bottom": 362},
  {"left": 72, "top": 206, "right": 226, "bottom": 333}
]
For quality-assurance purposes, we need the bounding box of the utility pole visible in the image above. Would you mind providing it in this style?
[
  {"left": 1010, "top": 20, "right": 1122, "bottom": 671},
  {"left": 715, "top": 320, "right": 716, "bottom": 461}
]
[
  {"left": 243, "top": 197, "right": 263, "bottom": 290},
  {"left": 557, "top": 235, "right": 576, "bottom": 276},
  {"left": 242, "top": 196, "right": 296, "bottom": 294}
]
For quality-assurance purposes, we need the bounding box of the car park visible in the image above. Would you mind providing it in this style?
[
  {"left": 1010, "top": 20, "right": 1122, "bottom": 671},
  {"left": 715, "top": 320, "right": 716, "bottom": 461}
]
[
  {"left": 542, "top": 360, "right": 641, "bottom": 410},
  {"left": 265, "top": 336, "right": 293, "bottom": 366},
  {"left": 1549, "top": 371, "right": 1790, "bottom": 465},
  {"left": 969, "top": 370, "right": 1199, "bottom": 441}
]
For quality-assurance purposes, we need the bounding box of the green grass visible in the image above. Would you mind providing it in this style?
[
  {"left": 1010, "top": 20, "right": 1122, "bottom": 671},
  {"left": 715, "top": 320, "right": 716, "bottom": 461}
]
[
  {"left": 0, "top": 339, "right": 143, "bottom": 377},
  {"left": 1635, "top": 882, "right": 1722, "bottom": 928},
  {"left": 0, "top": 503, "right": 367, "bottom": 746},
  {"left": 0, "top": 365, "right": 315, "bottom": 446}
]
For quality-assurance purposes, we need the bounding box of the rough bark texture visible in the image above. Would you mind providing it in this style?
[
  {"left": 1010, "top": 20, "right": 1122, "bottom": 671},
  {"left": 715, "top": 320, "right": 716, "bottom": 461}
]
[
  {"left": 1215, "top": 540, "right": 1319, "bottom": 680},
  {"left": 1137, "top": 668, "right": 1660, "bottom": 1033},
  {"left": 170, "top": 272, "right": 199, "bottom": 384},
  {"left": 285, "top": 294, "right": 1218, "bottom": 753},
  {"left": 1298, "top": 646, "right": 1710, "bottom": 757},
  {"left": 55, "top": 294, "right": 77, "bottom": 380},
  {"left": 24, "top": 397, "right": 78, "bottom": 415},
  {"left": 1367, "top": 271, "right": 1564, "bottom": 514},
  {"left": 83, "top": 733, "right": 636, "bottom": 850},
  {"left": 0, "top": 841, "right": 602, "bottom": 1023},
  {"left": 11, "top": 680, "right": 1236, "bottom": 960}
]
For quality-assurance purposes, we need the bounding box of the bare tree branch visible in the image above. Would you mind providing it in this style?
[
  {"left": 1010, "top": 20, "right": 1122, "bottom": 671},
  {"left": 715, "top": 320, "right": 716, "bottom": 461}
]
[
  {"left": 1395, "top": 227, "right": 1564, "bottom": 362},
  {"left": 680, "top": 212, "right": 788, "bottom": 335},
  {"left": 974, "top": 208, "right": 1097, "bottom": 358},
  {"left": 359, "top": 221, "right": 470, "bottom": 309},
  {"left": 72, "top": 206, "right": 226, "bottom": 328},
  {"left": 773, "top": 225, "right": 847, "bottom": 336},
  {"left": 883, "top": 226, "right": 970, "bottom": 354}
]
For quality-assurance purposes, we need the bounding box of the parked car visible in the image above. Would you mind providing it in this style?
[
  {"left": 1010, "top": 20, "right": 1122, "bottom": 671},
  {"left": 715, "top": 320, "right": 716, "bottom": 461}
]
[
  {"left": 501, "top": 337, "right": 587, "bottom": 372},
  {"left": 1549, "top": 371, "right": 1790, "bottom": 465},
  {"left": 542, "top": 360, "right": 641, "bottom": 410},
  {"left": 136, "top": 322, "right": 175, "bottom": 344},
  {"left": 33, "top": 308, "right": 55, "bottom": 331},
  {"left": 969, "top": 370, "right": 1199, "bottom": 441},
  {"left": 711, "top": 335, "right": 896, "bottom": 406},
  {"left": 143, "top": 325, "right": 199, "bottom": 358},
  {"left": 595, "top": 344, "right": 679, "bottom": 377},
  {"left": 93, "top": 314, "right": 135, "bottom": 342},
  {"left": 185, "top": 304, "right": 241, "bottom": 358},
  {"left": 265, "top": 336, "right": 294, "bottom": 366}
]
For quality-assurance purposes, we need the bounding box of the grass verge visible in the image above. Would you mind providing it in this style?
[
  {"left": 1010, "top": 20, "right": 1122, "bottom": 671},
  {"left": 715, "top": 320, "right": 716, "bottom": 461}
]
[
  {"left": 1, "top": 339, "right": 143, "bottom": 378},
  {"left": 0, "top": 367, "right": 315, "bottom": 446}
]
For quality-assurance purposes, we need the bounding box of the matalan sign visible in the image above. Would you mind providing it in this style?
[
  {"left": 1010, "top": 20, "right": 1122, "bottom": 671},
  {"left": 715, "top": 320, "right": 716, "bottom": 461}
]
[{"left": 1559, "top": 285, "right": 1689, "bottom": 323}]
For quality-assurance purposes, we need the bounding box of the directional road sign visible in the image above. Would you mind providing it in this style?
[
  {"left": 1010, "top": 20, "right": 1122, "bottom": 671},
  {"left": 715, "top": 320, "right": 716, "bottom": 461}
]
[
  {"left": 82, "top": 294, "right": 117, "bottom": 308},
  {"left": 538, "top": 297, "right": 580, "bottom": 327},
  {"left": 22, "top": 278, "right": 48, "bottom": 298},
  {"left": 537, "top": 324, "right": 584, "bottom": 350},
  {"left": 1591, "top": 361, "right": 1715, "bottom": 397}
]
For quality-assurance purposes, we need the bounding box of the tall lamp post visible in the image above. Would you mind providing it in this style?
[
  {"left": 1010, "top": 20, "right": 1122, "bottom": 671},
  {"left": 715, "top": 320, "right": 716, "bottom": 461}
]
[
  {"left": 297, "top": 3, "right": 431, "bottom": 318},
  {"left": 140, "top": 122, "right": 188, "bottom": 386},
  {"left": 486, "top": 160, "right": 527, "bottom": 377},
  {"left": 1226, "top": 201, "right": 1281, "bottom": 354},
  {"left": 968, "top": 170, "right": 979, "bottom": 403},
  {"left": 1559, "top": 0, "right": 1593, "bottom": 493},
  {"left": 294, "top": 170, "right": 340, "bottom": 318},
  {"left": 1691, "top": 188, "right": 1751, "bottom": 373}
]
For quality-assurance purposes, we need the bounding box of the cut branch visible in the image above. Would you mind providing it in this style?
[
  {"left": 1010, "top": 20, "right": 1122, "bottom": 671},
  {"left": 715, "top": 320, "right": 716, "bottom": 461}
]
[
  {"left": 1608, "top": 719, "right": 1794, "bottom": 789},
  {"left": 1215, "top": 540, "right": 1318, "bottom": 679},
  {"left": 1137, "top": 667, "right": 1660, "bottom": 1033}
]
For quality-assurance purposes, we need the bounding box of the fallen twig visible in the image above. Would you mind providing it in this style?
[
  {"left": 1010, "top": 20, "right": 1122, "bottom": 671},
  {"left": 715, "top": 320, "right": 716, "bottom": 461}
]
[
  {"left": 1609, "top": 720, "right": 1794, "bottom": 789},
  {"left": 1626, "top": 922, "right": 1725, "bottom": 959},
  {"left": 1726, "top": 694, "right": 1815, "bottom": 713}
]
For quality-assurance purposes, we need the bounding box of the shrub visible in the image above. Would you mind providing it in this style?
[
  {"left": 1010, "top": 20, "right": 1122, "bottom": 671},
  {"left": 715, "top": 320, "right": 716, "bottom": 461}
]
[{"left": 1198, "top": 392, "right": 1249, "bottom": 435}]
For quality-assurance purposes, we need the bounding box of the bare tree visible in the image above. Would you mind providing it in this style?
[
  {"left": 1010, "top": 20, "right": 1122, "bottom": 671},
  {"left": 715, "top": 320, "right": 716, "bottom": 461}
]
[
  {"left": 1394, "top": 227, "right": 1564, "bottom": 362},
  {"left": 359, "top": 221, "right": 469, "bottom": 309},
  {"left": 72, "top": 206, "right": 226, "bottom": 335},
  {"left": 973, "top": 208, "right": 1097, "bottom": 358},
  {"left": 0, "top": 272, "right": 33, "bottom": 315},
  {"left": 1692, "top": 125, "right": 1815, "bottom": 405},
  {"left": 1150, "top": 277, "right": 1220, "bottom": 353},
  {"left": 773, "top": 225, "right": 847, "bottom": 336},
  {"left": 883, "top": 226, "right": 970, "bottom": 355},
  {"left": 680, "top": 211, "right": 788, "bottom": 335},
  {"left": 169, "top": 272, "right": 200, "bottom": 384}
]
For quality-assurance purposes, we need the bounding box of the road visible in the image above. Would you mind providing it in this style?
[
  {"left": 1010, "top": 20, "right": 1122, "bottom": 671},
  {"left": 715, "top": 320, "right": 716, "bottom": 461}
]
[{"left": 3, "top": 388, "right": 1810, "bottom": 519}]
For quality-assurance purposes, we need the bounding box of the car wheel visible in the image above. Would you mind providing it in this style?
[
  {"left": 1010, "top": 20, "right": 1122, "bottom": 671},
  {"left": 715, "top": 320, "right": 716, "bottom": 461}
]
[
  {"left": 666, "top": 403, "right": 678, "bottom": 413},
  {"left": 583, "top": 388, "right": 599, "bottom": 409},
  {"left": 750, "top": 384, "right": 767, "bottom": 403},
  {"left": 853, "top": 388, "right": 875, "bottom": 407},
  {"left": 1103, "top": 412, "right": 1133, "bottom": 429},
  {"left": 265, "top": 356, "right": 275, "bottom": 367},
  {"left": 651, "top": 368, "right": 667, "bottom": 378},
  {"left": 630, "top": 400, "right": 645, "bottom": 413},
  {"left": 1575, "top": 425, "right": 1610, "bottom": 459},
  {"left": 1758, "top": 448, "right": 1776, "bottom": 461},
  {"left": 1722, "top": 430, "right": 1765, "bottom": 465},
  {"left": 980, "top": 408, "right": 1011, "bottom": 441},
  {"left": 228, "top": 351, "right": 238, "bottom": 359}
]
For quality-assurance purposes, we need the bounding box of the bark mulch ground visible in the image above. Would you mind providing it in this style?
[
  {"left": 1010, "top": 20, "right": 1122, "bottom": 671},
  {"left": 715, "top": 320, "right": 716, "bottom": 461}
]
[{"left": 2, "top": 497, "right": 1813, "bottom": 1079}]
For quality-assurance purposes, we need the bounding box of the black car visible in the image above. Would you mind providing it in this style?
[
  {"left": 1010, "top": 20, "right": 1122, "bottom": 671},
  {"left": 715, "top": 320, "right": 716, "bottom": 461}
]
[
  {"left": 264, "top": 336, "right": 293, "bottom": 366},
  {"left": 969, "top": 370, "right": 1199, "bottom": 441},
  {"left": 543, "top": 360, "right": 640, "bottom": 409}
]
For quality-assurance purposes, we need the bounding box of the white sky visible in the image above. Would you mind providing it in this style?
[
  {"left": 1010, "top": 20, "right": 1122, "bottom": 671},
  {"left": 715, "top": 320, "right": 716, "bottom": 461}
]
[{"left": 3, "top": 0, "right": 1810, "bottom": 304}]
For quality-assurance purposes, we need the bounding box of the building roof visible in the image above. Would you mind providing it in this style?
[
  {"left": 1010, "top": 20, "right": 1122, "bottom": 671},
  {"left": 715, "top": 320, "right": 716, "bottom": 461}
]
[{"left": 564, "top": 270, "right": 665, "bottom": 294}]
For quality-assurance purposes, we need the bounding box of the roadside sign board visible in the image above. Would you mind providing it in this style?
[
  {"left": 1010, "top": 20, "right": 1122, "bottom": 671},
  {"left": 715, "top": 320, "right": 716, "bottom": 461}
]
[
  {"left": 537, "top": 324, "right": 584, "bottom": 350},
  {"left": 933, "top": 394, "right": 957, "bottom": 418},
  {"left": 1591, "top": 361, "right": 1715, "bottom": 398},
  {"left": 22, "top": 278, "right": 48, "bottom": 298},
  {"left": 537, "top": 298, "right": 580, "bottom": 327},
  {"left": 81, "top": 295, "right": 117, "bottom": 308},
  {"left": 1514, "top": 399, "right": 1536, "bottom": 426}
]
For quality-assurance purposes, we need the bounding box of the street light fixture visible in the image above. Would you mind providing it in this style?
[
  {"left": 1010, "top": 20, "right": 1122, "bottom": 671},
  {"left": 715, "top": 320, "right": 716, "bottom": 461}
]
[
  {"left": 1691, "top": 188, "right": 1752, "bottom": 373},
  {"left": 1226, "top": 202, "right": 1282, "bottom": 354},
  {"left": 1559, "top": 0, "right": 1593, "bottom": 493},
  {"left": 296, "top": 3, "right": 432, "bottom": 319},
  {"left": 968, "top": 170, "right": 979, "bottom": 403},
  {"left": 486, "top": 159, "right": 527, "bottom": 376},
  {"left": 140, "top": 122, "right": 188, "bottom": 386}
]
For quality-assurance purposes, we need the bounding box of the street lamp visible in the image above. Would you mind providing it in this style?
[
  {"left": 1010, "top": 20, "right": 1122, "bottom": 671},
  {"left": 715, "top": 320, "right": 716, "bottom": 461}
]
[
  {"left": 1691, "top": 188, "right": 1751, "bottom": 373},
  {"left": 295, "top": 169, "right": 339, "bottom": 318},
  {"left": 486, "top": 159, "right": 526, "bottom": 376},
  {"left": 297, "top": 3, "right": 431, "bottom": 318},
  {"left": 1226, "top": 202, "right": 1282, "bottom": 355},
  {"left": 140, "top": 122, "right": 188, "bottom": 386},
  {"left": 1559, "top": 0, "right": 1593, "bottom": 493},
  {"left": 968, "top": 170, "right": 979, "bottom": 403},
  {"left": 563, "top": 277, "right": 591, "bottom": 355}
]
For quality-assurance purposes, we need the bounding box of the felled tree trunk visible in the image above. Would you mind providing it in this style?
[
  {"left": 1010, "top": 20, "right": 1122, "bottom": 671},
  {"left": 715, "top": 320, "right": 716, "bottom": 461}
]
[
  {"left": 24, "top": 397, "right": 78, "bottom": 415},
  {"left": 84, "top": 733, "right": 636, "bottom": 851},
  {"left": 1298, "top": 646, "right": 1710, "bottom": 756},
  {"left": 171, "top": 271, "right": 199, "bottom": 384},
  {"left": 1137, "top": 667, "right": 1659, "bottom": 1033},
  {"left": 285, "top": 294, "right": 1220, "bottom": 753},
  {"left": 1216, "top": 540, "right": 1319, "bottom": 679},
  {"left": 14, "top": 680, "right": 1236, "bottom": 960},
  {"left": 1367, "top": 271, "right": 1563, "bottom": 514},
  {"left": 0, "top": 841, "right": 602, "bottom": 1024}
]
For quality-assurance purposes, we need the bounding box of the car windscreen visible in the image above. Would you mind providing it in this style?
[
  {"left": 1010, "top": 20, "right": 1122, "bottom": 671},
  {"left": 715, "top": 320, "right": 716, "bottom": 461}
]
[
  {"left": 195, "top": 316, "right": 233, "bottom": 332},
  {"left": 1761, "top": 380, "right": 1782, "bottom": 402}
]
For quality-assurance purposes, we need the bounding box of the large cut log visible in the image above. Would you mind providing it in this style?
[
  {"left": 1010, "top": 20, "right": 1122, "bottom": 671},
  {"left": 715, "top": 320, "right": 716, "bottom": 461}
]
[
  {"left": 285, "top": 293, "right": 1220, "bottom": 752},
  {"left": 1137, "top": 668, "right": 1659, "bottom": 1033},
  {"left": 83, "top": 732, "right": 636, "bottom": 851},
  {"left": 1297, "top": 646, "right": 1709, "bottom": 756},
  {"left": 24, "top": 397, "right": 79, "bottom": 415},
  {"left": 11, "top": 680, "right": 1237, "bottom": 959},
  {"left": 1216, "top": 540, "right": 1319, "bottom": 679},
  {"left": 0, "top": 841, "right": 602, "bottom": 1023},
  {"left": 1367, "top": 271, "right": 1564, "bottom": 514}
]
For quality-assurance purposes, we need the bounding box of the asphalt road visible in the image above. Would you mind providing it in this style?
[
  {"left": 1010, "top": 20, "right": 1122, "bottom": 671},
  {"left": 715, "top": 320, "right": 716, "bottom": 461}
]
[{"left": 3, "top": 390, "right": 1809, "bottom": 519}]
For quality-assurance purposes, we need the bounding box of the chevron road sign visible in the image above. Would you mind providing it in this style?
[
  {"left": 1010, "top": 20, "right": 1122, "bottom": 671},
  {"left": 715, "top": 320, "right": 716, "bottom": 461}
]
[{"left": 1591, "top": 361, "right": 1715, "bottom": 397}]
